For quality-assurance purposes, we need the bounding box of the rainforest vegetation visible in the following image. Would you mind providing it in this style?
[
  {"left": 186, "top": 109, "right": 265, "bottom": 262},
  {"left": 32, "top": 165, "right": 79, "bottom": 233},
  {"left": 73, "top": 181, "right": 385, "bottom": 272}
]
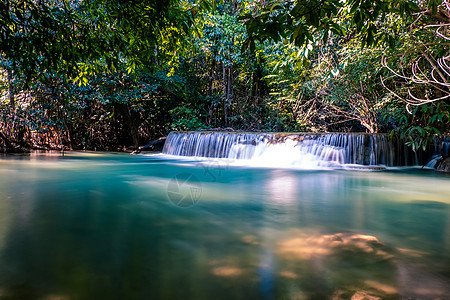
[{"left": 0, "top": 0, "right": 449, "bottom": 152}]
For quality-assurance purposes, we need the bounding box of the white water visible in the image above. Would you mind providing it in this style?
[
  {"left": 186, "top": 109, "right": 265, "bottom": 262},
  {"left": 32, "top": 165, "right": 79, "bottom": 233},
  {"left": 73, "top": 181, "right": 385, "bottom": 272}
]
[
  {"left": 228, "top": 139, "right": 345, "bottom": 168},
  {"left": 162, "top": 131, "right": 446, "bottom": 168}
]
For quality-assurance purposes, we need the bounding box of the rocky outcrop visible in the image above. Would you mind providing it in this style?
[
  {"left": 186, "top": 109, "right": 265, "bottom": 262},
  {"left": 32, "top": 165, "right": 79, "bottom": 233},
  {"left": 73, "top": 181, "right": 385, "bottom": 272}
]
[{"left": 436, "top": 157, "right": 450, "bottom": 172}]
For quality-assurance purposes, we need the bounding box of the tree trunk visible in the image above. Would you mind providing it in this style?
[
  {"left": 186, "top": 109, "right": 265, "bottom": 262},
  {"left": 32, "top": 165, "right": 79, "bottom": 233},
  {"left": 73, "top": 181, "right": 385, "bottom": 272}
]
[
  {"left": 154, "top": 45, "right": 159, "bottom": 66},
  {"left": 223, "top": 63, "right": 227, "bottom": 126},
  {"left": 125, "top": 104, "right": 139, "bottom": 148},
  {"left": 7, "top": 67, "right": 14, "bottom": 108},
  {"left": 208, "top": 49, "right": 217, "bottom": 126},
  {"left": 227, "top": 53, "right": 233, "bottom": 125},
  {"left": 0, "top": 132, "right": 13, "bottom": 153}
]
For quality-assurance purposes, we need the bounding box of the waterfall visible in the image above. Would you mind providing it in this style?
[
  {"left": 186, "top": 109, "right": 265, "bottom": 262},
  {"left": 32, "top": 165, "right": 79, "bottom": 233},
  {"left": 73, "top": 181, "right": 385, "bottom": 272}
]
[
  {"left": 162, "top": 132, "right": 270, "bottom": 157},
  {"left": 162, "top": 131, "right": 445, "bottom": 167},
  {"left": 433, "top": 135, "right": 450, "bottom": 156}
]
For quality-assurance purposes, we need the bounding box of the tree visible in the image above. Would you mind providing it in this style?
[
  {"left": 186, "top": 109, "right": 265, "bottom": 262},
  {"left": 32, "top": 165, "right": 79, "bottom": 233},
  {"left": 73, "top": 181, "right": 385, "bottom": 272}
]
[
  {"left": 0, "top": 0, "right": 217, "bottom": 151},
  {"left": 0, "top": 0, "right": 213, "bottom": 83},
  {"left": 241, "top": 0, "right": 429, "bottom": 51},
  {"left": 380, "top": 0, "right": 450, "bottom": 152},
  {"left": 241, "top": 0, "right": 448, "bottom": 143}
]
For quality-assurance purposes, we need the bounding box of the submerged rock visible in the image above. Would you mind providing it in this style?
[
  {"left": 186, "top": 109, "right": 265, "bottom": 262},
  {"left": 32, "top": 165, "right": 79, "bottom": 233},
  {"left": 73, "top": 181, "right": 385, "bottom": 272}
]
[{"left": 350, "top": 291, "right": 381, "bottom": 300}]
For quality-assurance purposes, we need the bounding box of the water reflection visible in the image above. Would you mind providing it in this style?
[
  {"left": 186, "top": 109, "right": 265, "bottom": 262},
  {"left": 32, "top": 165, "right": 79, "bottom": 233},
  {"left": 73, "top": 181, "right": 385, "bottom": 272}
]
[{"left": 0, "top": 153, "right": 449, "bottom": 299}]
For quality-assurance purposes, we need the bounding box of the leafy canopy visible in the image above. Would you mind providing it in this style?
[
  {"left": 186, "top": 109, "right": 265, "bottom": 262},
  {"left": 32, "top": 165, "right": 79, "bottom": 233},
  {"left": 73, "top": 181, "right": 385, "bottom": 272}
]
[
  {"left": 0, "top": 0, "right": 215, "bottom": 83},
  {"left": 241, "top": 0, "right": 438, "bottom": 51}
]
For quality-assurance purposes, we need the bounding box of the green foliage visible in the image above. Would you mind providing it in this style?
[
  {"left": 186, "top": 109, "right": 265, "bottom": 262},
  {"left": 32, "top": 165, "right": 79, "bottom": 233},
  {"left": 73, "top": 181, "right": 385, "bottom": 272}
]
[
  {"left": 169, "top": 106, "right": 209, "bottom": 131},
  {"left": 241, "top": 0, "right": 432, "bottom": 51},
  {"left": 391, "top": 102, "right": 450, "bottom": 152},
  {"left": 0, "top": 0, "right": 214, "bottom": 83},
  {"left": 1, "top": 0, "right": 449, "bottom": 154}
]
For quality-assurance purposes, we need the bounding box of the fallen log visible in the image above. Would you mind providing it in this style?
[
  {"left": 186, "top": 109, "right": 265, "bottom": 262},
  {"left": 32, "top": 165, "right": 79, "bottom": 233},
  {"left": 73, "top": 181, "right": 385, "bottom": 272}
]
[{"left": 131, "top": 137, "right": 167, "bottom": 154}]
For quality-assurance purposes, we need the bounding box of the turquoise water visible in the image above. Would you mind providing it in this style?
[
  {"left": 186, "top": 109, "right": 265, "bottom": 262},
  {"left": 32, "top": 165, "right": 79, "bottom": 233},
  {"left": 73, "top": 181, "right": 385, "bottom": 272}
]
[{"left": 0, "top": 152, "right": 449, "bottom": 299}]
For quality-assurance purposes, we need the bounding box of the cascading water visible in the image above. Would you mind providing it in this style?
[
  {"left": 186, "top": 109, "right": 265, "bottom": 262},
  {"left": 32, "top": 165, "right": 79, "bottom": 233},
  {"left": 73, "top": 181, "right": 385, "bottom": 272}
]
[
  {"left": 162, "top": 131, "right": 445, "bottom": 167},
  {"left": 433, "top": 135, "right": 450, "bottom": 156},
  {"left": 228, "top": 138, "right": 346, "bottom": 168},
  {"left": 162, "top": 132, "right": 269, "bottom": 157}
]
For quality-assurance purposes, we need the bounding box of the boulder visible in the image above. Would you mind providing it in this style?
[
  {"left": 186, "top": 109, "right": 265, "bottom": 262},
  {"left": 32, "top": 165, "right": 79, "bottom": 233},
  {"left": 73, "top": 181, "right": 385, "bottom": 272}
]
[{"left": 436, "top": 157, "right": 450, "bottom": 172}]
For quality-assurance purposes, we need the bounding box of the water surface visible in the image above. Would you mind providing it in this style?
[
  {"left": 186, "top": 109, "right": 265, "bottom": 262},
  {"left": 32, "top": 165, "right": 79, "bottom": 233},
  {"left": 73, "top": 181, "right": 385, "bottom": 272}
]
[{"left": 0, "top": 152, "right": 449, "bottom": 299}]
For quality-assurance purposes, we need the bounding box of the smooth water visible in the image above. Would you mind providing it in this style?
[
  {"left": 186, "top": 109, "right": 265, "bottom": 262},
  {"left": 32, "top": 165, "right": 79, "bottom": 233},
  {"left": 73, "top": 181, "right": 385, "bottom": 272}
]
[{"left": 0, "top": 152, "right": 450, "bottom": 299}]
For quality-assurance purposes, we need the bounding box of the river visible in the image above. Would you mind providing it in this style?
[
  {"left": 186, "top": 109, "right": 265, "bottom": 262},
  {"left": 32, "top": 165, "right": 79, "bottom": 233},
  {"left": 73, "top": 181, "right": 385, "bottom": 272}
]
[{"left": 0, "top": 152, "right": 449, "bottom": 299}]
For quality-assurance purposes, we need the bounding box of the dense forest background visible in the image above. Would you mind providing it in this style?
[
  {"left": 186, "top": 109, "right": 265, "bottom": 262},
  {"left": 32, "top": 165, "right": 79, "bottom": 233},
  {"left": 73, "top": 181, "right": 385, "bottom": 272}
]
[{"left": 1, "top": 0, "right": 449, "bottom": 152}]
